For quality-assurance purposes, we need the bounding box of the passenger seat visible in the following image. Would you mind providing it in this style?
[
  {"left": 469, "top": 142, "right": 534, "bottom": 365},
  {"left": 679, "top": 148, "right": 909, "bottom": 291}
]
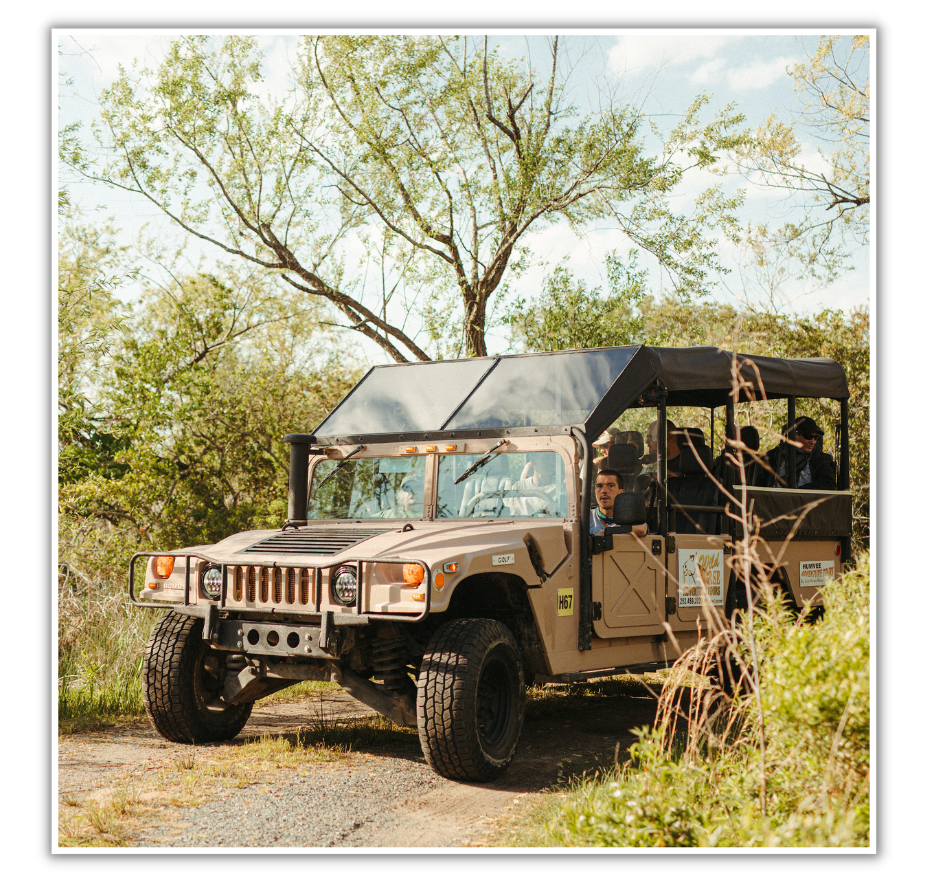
[{"left": 668, "top": 443, "right": 719, "bottom": 534}]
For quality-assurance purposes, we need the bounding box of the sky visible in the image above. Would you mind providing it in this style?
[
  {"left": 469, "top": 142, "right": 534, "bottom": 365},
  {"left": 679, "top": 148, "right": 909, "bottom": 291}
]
[{"left": 56, "top": 29, "right": 871, "bottom": 363}]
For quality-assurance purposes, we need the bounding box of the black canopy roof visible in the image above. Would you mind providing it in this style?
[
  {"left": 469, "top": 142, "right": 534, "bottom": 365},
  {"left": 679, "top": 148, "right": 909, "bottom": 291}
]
[{"left": 313, "top": 345, "right": 848, "bottom": 443}]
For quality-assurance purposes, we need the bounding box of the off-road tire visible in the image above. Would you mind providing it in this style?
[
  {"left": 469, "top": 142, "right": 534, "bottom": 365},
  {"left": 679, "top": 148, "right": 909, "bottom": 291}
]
[
  {"left": 143, "top": 611, "right": 253, "bottom": 744},
  {"left": 416, "top": 618, "right": 524, "bottom": 782}
]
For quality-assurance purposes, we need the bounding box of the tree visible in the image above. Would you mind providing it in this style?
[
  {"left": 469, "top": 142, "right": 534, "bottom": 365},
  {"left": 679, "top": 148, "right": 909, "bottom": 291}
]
[
  {"left": 731, "top": 36, "right": 870, "bottom": 283},
  {"left": 64, "top": 35, "right": 747, "bottom": 361},
  {"left": 59, "top": 262, "right": 358, "bottom": 552},
  {"left": 503, "top": 250, "right": 647, "bottom": 352}
]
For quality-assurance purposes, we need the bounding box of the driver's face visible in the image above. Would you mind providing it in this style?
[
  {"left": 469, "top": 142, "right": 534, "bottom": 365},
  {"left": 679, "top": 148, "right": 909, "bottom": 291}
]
[
  {"left": 398, "top": 483, "right": 418, "bottom": 510},
  {"left": 595, "top": 474, "right": 621, "bottom": 513}
]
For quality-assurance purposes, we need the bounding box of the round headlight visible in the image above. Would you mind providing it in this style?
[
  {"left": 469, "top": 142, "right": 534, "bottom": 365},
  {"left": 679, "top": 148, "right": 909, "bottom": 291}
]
[
  {"left": 201, "top": 564, "right": 223, "bottom": 600},
  {"left": 331, "top": 565, "right": 358, "bottom": 606}
]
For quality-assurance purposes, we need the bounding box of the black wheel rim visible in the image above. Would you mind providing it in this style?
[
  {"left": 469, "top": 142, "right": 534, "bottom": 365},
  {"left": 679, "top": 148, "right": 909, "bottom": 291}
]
[
  {"left": 476, "top": 654, "right": 512, "bottom": 754},
  {"left": 193, "top": 645, "right": 228, "bottom": 715}
]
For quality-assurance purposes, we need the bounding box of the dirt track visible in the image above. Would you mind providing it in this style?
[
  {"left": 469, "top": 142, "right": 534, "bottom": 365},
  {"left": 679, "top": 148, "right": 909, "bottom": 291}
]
[{"left": 57, "top": 685, "right": 661, "bottom": 848}]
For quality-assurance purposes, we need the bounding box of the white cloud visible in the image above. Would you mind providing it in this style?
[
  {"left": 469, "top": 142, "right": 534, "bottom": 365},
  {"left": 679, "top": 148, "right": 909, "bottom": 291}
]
[
  {"left": 608, "top": 34, "right": 732, "bottom": 77},
  {"left": 608, "top": 35, "right": 798, "bottom": 97},
  {"left": 725, "top": 56, "right": 798, "bottom": 91}
]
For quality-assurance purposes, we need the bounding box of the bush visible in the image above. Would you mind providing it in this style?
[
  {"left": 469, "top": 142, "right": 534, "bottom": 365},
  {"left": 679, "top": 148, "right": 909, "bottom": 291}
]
[{"left": 505, "top": 554, "right": 870, "bottom": 848}]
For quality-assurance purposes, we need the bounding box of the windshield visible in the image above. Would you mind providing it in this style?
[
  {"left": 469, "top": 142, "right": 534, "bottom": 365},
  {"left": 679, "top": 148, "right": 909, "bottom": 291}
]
[
  {"left": 436, "top": 451, "right": 567, "bottom": 519},
  {"left": 308, "top": 456, "right": 427, "bottom": 520},
  {"left": 306, "top": 451, "right": 569, "bottom": 521}
]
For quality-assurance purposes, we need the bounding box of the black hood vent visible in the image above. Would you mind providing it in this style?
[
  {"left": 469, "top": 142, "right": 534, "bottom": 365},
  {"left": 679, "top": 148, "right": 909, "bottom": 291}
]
[{"left": 244, "top": 527, "right": 390, "bottom": 558}]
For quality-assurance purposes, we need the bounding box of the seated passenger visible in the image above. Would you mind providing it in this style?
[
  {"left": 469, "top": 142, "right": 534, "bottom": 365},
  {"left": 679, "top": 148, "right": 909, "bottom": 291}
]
[
  {"left": 592, "top": 428, "right": 624, "bottom": 468},
  {"left": 510, "top": 453, "right": 558, "bottom": 516},
  {"left": 754, "top": 416, "right": 836, "bottom": 490},
  {"left": 623, "top": 429, "right": 644, "bottom": 459},
  {"left": 581, "top": 428, "right": 620, "bottom": 484},
  {"left": 590, "top": 469, "right": 648, "bottom": 537},
  {"left": 738, "top": 424, "right": 761, "bottom": 486},
  {"left": 643, "top": 419, "right": 681, "bottom": 477}
]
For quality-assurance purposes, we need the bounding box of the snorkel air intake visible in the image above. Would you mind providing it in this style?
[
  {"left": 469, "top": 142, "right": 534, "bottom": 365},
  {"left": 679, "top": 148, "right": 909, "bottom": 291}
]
[{"left": 284, "top": 434, "right": 320, "bottom": 524}]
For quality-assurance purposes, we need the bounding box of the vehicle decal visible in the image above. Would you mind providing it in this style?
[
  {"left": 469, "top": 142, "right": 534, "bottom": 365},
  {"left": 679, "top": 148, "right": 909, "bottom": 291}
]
[
  {"left": 558, "top": 588, "right": 574, "bottom": 616},
  {"left": 800, "top": 560, "right": 835, "bottom": 587},
  {"left": 677, "top": 549, "right": 724, "bottom": 608},
  {"left": 492, "top": 553, "right": 515, "bottom": 565}
]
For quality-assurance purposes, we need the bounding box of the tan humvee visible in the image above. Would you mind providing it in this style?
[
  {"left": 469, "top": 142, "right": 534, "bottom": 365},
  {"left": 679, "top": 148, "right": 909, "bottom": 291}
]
[{"left": 131, "top": 345, "right": 852, "bottom": 782}]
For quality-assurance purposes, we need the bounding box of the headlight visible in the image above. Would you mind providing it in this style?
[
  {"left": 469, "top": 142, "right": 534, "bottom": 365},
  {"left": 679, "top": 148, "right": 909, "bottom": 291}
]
[
  {"left": 331, "top": 565, "right": 358, "bottom": 606},
  {"left": 201, "top": 564, "right": 223, "bottom": 600}
]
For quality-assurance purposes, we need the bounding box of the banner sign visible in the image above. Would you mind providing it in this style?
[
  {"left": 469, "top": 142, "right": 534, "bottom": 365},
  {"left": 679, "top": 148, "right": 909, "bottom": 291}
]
[
  {"left": 799, "top": 560, "right": 835, "bottom": 587},
  {"left": 678, "top": 549, "right": 725, "bottom": 608}
]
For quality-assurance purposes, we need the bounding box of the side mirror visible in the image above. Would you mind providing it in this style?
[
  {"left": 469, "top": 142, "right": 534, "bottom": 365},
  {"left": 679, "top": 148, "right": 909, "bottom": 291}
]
[{"left": 612, "top": 491, "right": 646, "bottom": 526}]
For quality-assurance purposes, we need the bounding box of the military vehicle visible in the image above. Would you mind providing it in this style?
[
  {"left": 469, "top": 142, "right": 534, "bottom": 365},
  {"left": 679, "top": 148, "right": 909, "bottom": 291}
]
[{"left": 130, "top": 346, "right": 851, "bottom": 781}]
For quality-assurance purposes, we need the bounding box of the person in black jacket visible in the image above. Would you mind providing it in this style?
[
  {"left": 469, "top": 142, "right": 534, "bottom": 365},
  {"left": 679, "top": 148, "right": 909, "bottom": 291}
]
[{"left": 755, "top": 416, "right": 836, "bottom": 490}]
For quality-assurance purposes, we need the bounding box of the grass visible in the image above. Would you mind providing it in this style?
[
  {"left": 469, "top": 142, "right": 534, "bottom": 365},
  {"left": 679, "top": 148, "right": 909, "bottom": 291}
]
[
  {"left": 58, "top": 577, "right": 158, "bottom": 726},
  {"left": 498, "top": 553, "right": 871, "bottom": 849},
  {"left": 58, "top": 559, "right": 344, "bottom": 734}
]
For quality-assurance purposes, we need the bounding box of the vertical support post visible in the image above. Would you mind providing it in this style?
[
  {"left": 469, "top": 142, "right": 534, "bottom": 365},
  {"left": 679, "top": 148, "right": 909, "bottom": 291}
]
[
  {"left": 785, "top": 397, "right": 797, "bottom": 488},
  {"left": 574, "top": 427, "right": 593, "bottom": 652},
  {"left": 839, "top": 398, "right": 850, "bottom": 491},
  {"left": 839, "top": 398, "right": 852, "bottom": 565},
  {"left": 721, "top": 399, "right": 736, "bottom": 535},
  {"left": 659, "top": 399, "right": 668, "bottom": 535}
]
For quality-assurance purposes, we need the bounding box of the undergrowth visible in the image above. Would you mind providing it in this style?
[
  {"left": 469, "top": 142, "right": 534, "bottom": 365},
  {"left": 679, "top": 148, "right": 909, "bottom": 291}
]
[{"left": 502, "top": 553, "right": 870, "bottom": 848}]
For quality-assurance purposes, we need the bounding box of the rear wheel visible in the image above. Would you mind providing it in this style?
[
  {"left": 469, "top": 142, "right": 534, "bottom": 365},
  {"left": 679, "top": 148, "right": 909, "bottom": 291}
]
[
  {"left": 416, "top": 618, "right": 524, "bottom": 782},
  {"left": 143, "top": 611, "right": 253, "bottom": 743}
]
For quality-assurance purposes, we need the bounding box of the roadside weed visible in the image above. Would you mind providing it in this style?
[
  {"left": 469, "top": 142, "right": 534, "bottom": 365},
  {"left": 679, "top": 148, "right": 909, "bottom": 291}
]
[{"left": 501, "top": 554, "right": 870, "bottom": 848}]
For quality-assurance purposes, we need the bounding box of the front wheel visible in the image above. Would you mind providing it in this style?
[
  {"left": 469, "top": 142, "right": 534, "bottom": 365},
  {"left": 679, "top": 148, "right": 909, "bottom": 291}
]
[
  {"left": 416, "top": 619, "right": 524, "bottom": 782},
  {"left": 143, "top": 611, "right": 253, "bottom": 743}
]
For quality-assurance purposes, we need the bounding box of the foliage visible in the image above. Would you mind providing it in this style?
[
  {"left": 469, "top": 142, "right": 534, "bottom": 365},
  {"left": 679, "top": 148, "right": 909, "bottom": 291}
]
[
  {"left": 502, "top": 250, "right": 647, "bottom": 351},
  {"left": 59, "top": 260, "right": 358, "bottom": 552},
  {"left": 57, "top": 218, "right": 361, "bottom": 719},
  {"left": 64, "top": 34, "right": 748, "bottom": 360},
  {"left": 502, "top": 554, "right": 870, "bottom": 848},
  {"left": 731, "top": 36, "right": 870, "bottom": 283}
]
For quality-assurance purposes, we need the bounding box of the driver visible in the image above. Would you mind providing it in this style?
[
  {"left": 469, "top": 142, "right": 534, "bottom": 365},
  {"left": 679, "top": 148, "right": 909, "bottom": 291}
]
[
  {"left": 509, "top": 453, "right": 558, "bottom": 516},
  {"left": 590, "top": 469, "right": 648, "bottom": 536},
  {"left": 380, "top": 475, "right": 423, "bottom": 518}
]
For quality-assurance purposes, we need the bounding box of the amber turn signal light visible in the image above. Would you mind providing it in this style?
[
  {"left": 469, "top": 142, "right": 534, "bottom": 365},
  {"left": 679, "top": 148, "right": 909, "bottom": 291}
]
[
  {"left": 153, "top": 556, "right": 175, "bottom": 579},
  {"left": 403, "top": 563, "right": 425, "bottom": 585}
]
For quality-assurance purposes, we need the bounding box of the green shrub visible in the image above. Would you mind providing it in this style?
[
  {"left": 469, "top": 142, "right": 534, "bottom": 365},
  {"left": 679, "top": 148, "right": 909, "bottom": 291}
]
[{"left": 504, "top": 554, "right": 870, "bottom": 848}]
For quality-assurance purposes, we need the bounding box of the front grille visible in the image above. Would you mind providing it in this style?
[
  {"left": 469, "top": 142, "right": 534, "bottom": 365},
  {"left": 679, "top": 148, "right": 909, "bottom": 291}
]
[
  {"left": 227, "top": 565, "right": 316, "bottom": 610},
  {"left": 244, "top": 527, "right": 388, "bottom": 557}
]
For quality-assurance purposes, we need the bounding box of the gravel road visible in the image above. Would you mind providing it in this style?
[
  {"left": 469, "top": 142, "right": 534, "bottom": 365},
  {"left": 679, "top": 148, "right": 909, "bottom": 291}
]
[{"left": 58, "top": 685, "right": 660, "bottom": 849}]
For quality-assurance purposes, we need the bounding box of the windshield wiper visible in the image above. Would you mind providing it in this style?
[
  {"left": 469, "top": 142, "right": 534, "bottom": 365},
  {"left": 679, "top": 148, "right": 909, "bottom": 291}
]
[
  {"left": 454, "top": 439, "right": 508, "bottom": 485},
  {"left": 309, "top": 445, "right": 365, "bottom": 497}
]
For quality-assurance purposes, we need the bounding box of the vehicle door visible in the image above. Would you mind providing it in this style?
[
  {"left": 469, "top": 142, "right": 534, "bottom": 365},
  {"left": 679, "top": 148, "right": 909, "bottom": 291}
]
[{"left": 590, "top": 534, "right": 666, "bottom": 638}]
